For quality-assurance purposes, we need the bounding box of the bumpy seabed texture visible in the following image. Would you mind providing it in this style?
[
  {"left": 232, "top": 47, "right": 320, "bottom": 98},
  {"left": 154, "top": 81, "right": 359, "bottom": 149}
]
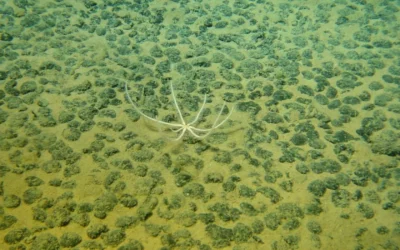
[{"left": 0, "top": 0, "right": 400, "bottom": 249}]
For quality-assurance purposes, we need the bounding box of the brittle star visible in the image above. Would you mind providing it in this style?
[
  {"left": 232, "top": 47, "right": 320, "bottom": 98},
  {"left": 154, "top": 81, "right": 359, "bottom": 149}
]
[{"left": 125, "top": 82, "right": 233, "bottom": 140}]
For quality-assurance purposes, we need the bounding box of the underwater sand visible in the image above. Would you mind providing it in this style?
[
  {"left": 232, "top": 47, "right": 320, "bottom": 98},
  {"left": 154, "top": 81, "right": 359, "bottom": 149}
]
[{"left": 0, "top": 0, "right": 399, "bottom": 249}]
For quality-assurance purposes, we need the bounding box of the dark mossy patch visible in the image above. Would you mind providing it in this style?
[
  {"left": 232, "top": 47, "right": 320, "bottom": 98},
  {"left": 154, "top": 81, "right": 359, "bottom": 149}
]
[
  {"left": 4, "top": 194, "right": 21, "bottom": 208},
  {"left": 238, "top": 185, "right": 256, "bottom": 198},
  {"left": 336, "top": 173, "right": 351, "bottom": 186},
  {"left": 87, "top": 224, "right": 109, "bottom": 239},
  {"left": 328, "top": 100, "right": 342, "bottom": 109},
  {"left": 371, "top": 130, "right": 400, "bottom": 156},
  {"left": 373, "top": 40, "right": 392, "bottom": 49},
  {"left": 356, "top": 117, "right": 385, "bottom": 140},
  {"left": 290, "top": 133, "right": 308, "bottom": 146},
  {"left": 25, "top": 176, "right": 44, "bottom": 186},
  {"left": 31, "top": 233, "right": 60, "bottom": 249},
  {"left": 198, "top": 213, "right": 215, "bottom": 225},
  {"left": 374, "top": 93, "right": 392, "bottom": 107},
  {"left": 323, "top": 177, "right": 339, "bottom": 190},
  {"left": 295, "top": 163, "right": 309, "bottom": 174},
  {"left": 102, "top": 229, "right": 126, "bottom": 246},
  {"left": 60, "top": 232, "right": 82, "bottom": 248},
  {"left": 273, "top": 90, "right": 293, "bottom": 101},
  {"left": 4, "top": 228, "right": 30, "bottom": 245},
  {"left": 205, "top": 224, "right": 233, "bottom": 248},
  {"left": 175, "top": 173, "right": 192, "bottom": 187},
  {"left": 331, "top": 189, "right": 351, "bottom": 208},
  {"left": 213, "top": 151, "right": 232, "bottom": 164},
  {"left": 232, "top": 223, "right": 253, "bottom": 243},
  {"left": 325, "top": 130, "right": 356, "bottom": 144},
  {"left": 388, "top": 103, "right": 400, "bottom": 114},
  {"left": 309, "top": 159, "right": 342, "bottom": 174},
  {"left": 0, "top": 215, "right": 18, "bottom": 230},
  {"left": 342, "top": 96, "right": 361, "bottom": 105},
  {"left": 298, "top": 85, "right": 314, "bottom": 96},
  {"left": 314, "top": 94, "right": 329, "bottom": 105},
  {"left": 308, "top": 180, "right": 326, "bottom": 197},
  {"left": 264, "top": 212, "right": 281, "bottom": 231},
  {"left": 236, "top": 101, "right": 261, "bottom": 115},
  {"left": 208, "top": 203, "right": 241, "bottom": 222},
  {"left": 336, "top": 78, "right": 362, "bottom": 90},
  {"left": 131, "top": 149, "right": 154, "bottom": 162},
  {"left": 262, "top": 112, "right": 284, "bottom": 124},
  {"left": 203, "top": 172, "right": 224, "bottom": 183},
  {"left": 305, "top": 203, "right": 323, "bottom": 215},
  {"left": 307, "top": 221, "right": 322, "bottom": 234},
  {"left": 23, "top": 187, "right": 43, "bottom": 204},
  {"left": 356, "top": 203, "right": 374, "bottom": 219},
  {"left": 369, "top": 80, "right": 384, "bottom": 90},
  {"left": 183, "top": 183, "right": 205, "bottom": 199}
]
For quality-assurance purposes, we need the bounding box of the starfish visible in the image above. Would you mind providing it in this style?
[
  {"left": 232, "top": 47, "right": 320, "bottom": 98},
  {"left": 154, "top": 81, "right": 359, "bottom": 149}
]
[{"left": 125, "top": 82, "right": 233, "bottom": 140}]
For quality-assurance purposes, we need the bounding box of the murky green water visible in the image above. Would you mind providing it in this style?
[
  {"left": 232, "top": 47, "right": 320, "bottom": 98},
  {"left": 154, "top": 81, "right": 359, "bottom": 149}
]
[{"left": 0, "top": 0, "right": 399, "bottom": 249}]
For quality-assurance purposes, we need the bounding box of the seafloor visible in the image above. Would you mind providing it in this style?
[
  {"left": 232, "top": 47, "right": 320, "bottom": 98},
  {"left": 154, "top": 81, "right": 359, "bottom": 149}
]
[{"left": 0, "top": 0, "right": 399, "bottom": 249}]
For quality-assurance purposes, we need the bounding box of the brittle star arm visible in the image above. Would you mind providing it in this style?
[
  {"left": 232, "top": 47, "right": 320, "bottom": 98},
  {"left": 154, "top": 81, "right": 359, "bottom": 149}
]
[
  {"left": 188, "top": 93, "right": 207, "bottom": 126},
  {"left": 190, "top": 102, "right": 234, "bottom": 133},
  {"left": 125, "top": 83, "right": 182, "bottom": 128},
  {"left": 169, "top": 82, "right": 186, "bottom": 125}
]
